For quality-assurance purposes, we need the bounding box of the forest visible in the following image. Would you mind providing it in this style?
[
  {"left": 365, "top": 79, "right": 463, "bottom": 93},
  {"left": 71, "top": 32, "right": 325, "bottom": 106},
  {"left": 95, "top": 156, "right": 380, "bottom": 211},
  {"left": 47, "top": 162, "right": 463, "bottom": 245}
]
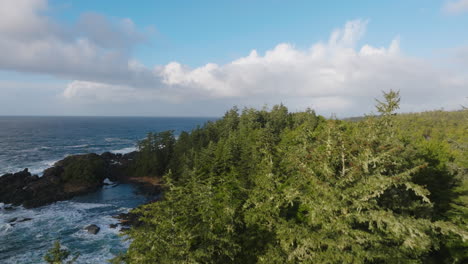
[{"left": 112, "top": 91, "right": 467, "bottom": 263}]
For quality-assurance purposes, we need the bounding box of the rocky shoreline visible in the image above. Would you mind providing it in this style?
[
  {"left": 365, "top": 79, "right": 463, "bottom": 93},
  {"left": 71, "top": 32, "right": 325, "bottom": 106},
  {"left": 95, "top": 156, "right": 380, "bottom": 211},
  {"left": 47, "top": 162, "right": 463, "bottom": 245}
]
[{"left": 0, "top": 151, "right": 162, "bottom": 209}]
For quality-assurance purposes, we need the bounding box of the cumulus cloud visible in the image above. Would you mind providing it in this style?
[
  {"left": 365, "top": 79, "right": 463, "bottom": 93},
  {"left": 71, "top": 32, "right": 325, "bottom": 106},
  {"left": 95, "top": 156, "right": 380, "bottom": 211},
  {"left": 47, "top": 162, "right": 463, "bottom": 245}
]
[
  {"left": 63, "top": 19, "right": 467, "bottom": 114},
  {"left": 0, "top": 0, "right": 149, "bottom": 83},
  {"left": 0, "top": 0, "right": 467, "bottom": 116},
  {"left": 443, "top": 0, "right": 468, "bottom": 14}
]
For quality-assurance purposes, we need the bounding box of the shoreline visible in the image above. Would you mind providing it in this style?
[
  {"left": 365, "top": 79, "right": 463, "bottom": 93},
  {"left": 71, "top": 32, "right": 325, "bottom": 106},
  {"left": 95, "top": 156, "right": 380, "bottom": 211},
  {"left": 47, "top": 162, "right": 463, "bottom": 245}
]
[{"left": 0, "top": 151, "right": 163, "bottom": 209}]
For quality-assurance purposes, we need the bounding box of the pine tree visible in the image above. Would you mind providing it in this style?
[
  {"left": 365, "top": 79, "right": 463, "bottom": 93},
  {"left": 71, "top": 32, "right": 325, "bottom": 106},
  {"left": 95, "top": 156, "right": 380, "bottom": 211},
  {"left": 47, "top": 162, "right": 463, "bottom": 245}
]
[
  {"left": 43, "top": 241, "right": 79, "bottom": 264},
  {"left": 122, "top": 93, "right": 467, "bottom": 263}
]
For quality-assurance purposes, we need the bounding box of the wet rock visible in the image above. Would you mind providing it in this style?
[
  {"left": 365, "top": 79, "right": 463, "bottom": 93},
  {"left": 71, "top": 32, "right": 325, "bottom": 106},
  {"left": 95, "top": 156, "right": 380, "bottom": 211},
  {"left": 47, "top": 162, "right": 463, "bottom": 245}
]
[
  {"left": 120, "top": 227, "right": 130, "bottom": 232},
  {"left": 0, "top": 150, "right": 160, "bottom": 209},
  {"left": 0, "top": 154, "right": 109, "bottom": 208},
  {"left": 109, "top": 223, "right": 118, "bottom": 229},
  {"left": 0, "top": 169, "right": 39, "bottom": 206},
  {"left": 85, "top": 224, "right": 100, "bottom": 234},
  {"left": 113, "top": 211, "right": 142, "bottom": 227},
  {"left": 4, "top": 206, "right": 15, "bottom": 211},
  {"left": 17, "top": 217, "right": 32, "bottom": 223},
  {"left": 7, "top": 217, "right": 33, "bottom": 224}
]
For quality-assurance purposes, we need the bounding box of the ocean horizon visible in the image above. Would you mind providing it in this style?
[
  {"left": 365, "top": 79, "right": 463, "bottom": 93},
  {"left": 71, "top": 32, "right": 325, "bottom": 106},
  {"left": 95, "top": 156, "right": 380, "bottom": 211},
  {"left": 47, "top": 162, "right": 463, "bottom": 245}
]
[{"left": 0, "top": 116, "right": 215, "bottom": 175}]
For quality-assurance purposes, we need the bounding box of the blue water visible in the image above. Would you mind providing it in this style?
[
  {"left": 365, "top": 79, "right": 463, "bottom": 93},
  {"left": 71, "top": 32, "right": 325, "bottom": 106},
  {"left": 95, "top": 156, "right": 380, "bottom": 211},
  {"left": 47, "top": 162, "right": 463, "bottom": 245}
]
[
  {"left": 0, "top": 116, "right": 213, "bottom": 263},
  {"left": 0, "top": 116, "right": 212, "bottom": 175}
]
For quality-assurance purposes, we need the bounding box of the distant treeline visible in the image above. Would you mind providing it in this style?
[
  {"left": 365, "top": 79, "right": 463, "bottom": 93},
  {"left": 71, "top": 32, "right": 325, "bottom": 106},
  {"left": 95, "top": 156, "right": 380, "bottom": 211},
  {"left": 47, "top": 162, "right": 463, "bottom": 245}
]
[{"left": 115, "top": 91, "right": 467, "bottom": 263}]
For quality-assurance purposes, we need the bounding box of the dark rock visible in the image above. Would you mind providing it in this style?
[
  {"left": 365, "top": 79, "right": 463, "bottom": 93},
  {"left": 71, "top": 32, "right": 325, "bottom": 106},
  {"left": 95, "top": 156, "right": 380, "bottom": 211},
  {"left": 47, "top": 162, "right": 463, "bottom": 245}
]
[
  {"left": 113, "top": 212, "right": 141, "bottom": 227},
  {"left": 0, "top": 153, "right": 110, "bottom": 208},
  {"left": 85, "top": 224, "right": 100, "bottom": 234},
  {"left": 7, "top": 217, "right": 32, "bottom": 224},
  {"left": 0, "top": 150, "right": 160, "bottom": 209},
  {"left": 109, "top": 223, "right": 118, "bottom": 229},
  {"left": 101, "top": 151, "right": 137, "bottom": 182},
  {"left": 17, "top": 217, "right": 32, "bottom": 222},
  {"left": 0, "top": 169, "right": 39, "bottom": 206},
  {"left": 4, "top": 205, "right": 15, "bottom": 211}
]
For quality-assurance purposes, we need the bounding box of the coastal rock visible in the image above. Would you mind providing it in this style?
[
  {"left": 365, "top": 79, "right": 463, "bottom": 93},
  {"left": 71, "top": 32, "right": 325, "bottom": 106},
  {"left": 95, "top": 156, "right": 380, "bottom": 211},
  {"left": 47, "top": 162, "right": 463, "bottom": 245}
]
[
  {"left": 85, "top": 224, "right": 100, "bottom": 234},
  {"left": 7, "top": 217, "right": 32, "bottom": 224},
  {"left": 120, "top": 227, "right": 130, "bottom": 232},
  {"left": 113, "top": 211, "right": 143, "bottom": 228},
  {"left": 3, "top": 205, "right": 15, "bottom": 211},
  {"left": 0, "top": 151, "right": 157, "bottom": 209},
  {"left": 0, "top": 169, "right": 39, "bottom": 206},
  {"left": 0, "top": 154, "right": 109, "bottom": 208},
  {"left": 101, "top": 151, "right": 137, "bottom": 182},
  {"left": 17, "top": 217, "right": 32, "bottom": 223}
]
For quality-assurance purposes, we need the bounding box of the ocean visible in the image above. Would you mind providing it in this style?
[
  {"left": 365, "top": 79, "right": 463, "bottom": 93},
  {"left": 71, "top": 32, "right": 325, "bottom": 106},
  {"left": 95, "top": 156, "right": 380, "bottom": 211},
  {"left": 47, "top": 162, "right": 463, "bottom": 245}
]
[{"left": 0, "top": 116, "right": 213, "bottom": 263}]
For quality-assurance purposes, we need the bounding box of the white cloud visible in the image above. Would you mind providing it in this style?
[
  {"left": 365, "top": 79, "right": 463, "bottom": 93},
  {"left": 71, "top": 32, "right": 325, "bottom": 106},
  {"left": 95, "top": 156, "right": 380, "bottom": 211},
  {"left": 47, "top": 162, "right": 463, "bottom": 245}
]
[
  {"left": 443, "top": 0, "right": 468, "bottom": 14},
  {"left": 0, "top": 0, "right": 467, "bottom": 116},
  {"left": 0, "top": 0, "right": 149, "bottom": 82},
  {"left": 62, "top": 19, "right": 468, "bottom": 115}
]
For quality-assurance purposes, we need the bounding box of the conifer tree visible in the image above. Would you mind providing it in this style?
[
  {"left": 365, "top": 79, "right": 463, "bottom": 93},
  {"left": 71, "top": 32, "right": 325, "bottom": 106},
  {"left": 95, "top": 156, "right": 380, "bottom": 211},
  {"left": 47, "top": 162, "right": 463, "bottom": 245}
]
[
  {"left": 43, "top": 241, "right": 79, "bottom": 264},
  {"left": 122, "top": 92, "right": 467, "bottom": 263}
]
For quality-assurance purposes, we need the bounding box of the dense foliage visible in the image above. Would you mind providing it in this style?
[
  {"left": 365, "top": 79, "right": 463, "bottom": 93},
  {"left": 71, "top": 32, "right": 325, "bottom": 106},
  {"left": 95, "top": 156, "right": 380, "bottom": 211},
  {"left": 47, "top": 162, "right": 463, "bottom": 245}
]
[
  {"left": 131, "top": 131, "right": 176, "bottom": 177},
  {"left": 119, "top": 91, "right": 467, "bottom": 263},
  {"left": 59, "top": 153, "right": 106, "bottom": 184},
  {"left": 44, "top": 241, "right": 79, "bottom": 264}
]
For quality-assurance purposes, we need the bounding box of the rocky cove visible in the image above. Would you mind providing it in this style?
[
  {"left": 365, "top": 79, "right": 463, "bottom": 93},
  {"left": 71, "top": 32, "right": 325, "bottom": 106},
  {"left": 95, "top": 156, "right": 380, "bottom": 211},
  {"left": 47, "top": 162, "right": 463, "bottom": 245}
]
[
  {"left": 0, "top": 151, "right": 162, "bottom": 209},
  {"left": 0, "top": 151, "right": 160, "bottom": 263}
]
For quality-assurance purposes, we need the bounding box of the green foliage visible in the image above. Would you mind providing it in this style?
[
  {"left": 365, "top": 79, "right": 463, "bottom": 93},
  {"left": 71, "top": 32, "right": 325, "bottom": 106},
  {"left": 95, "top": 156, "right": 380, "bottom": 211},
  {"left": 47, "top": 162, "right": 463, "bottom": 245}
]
[
  {"left": 43, "top": 241, "right": 79, "bottom": 264},
  {"left": 394, "top": 108, "right": 468, "bottom": 263},
  {"left": 131, "top": 130, "right": 176, "bottom": 177},
  {"left": 121, "top": 92, "right": 467, "bottom": 263},
  {"left": 60, "top": 154, "right": 106, "bottom": 184}
]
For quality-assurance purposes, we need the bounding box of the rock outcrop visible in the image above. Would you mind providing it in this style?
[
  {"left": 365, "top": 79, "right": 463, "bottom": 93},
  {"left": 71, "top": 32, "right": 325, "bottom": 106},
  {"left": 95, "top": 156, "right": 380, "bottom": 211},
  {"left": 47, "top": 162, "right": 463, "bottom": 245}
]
[
  {"left": 0, "top": 151, "right": 160, "bottom": 208},
  {"left": 0, "top": 153, "right": 128, "bottom": 208},
  {"left": 85, "top": 224, "right": 100, "bottom": 234}
]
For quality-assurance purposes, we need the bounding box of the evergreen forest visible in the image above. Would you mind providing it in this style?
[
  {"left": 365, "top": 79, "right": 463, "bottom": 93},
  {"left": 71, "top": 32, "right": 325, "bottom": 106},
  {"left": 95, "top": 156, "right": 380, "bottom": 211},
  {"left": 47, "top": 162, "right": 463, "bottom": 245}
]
[{"left": 114, "top": 91, "right": 467, "bottom": 263}]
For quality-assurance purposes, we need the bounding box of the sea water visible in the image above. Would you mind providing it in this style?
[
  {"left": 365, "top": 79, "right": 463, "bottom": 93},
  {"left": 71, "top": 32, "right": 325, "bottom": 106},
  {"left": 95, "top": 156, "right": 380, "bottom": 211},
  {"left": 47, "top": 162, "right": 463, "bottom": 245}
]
[{"left": 0, "top": 116, "right": 213, "bottom": 263}]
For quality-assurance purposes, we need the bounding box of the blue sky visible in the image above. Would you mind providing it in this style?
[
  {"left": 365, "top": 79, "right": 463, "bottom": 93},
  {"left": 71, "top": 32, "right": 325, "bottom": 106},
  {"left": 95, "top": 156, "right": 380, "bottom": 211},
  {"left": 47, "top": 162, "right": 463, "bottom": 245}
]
[
  {"left": 51, "top": 0, "right": 468, "bottom": 65},
  {"left": 0, "top": 0, "right": 467, "bottom": 116}
]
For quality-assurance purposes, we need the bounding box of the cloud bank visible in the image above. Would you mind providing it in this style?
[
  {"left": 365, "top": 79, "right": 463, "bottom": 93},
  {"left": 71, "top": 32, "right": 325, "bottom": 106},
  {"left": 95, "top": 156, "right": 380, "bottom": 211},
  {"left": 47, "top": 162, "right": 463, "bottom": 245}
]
[
  {"left": 0, "top": 0, "right": 467, "bottom": 116},
  {"left": 443, "top": 0, "right": 468, "bottom": 14}
]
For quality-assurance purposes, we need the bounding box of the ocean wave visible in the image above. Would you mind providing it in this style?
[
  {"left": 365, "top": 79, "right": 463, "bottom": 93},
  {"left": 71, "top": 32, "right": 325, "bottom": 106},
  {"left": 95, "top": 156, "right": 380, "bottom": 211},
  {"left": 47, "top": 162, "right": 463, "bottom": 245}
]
[
  {"left": 0, "top": 223, "right": 14, "bottom": 235},
  {"left": 69, "top": 202, "right": 112, "bottom": 210},
  {"left": 0, "top": 183, "right": 146, "bottom": 263},
  {"left": 0, "top": 201, "right": 124, "bottom": 263},
  {"left": 105, "top": 137, "right": 132, "bottom": 143},
  {"left": 65, "top": 144, "right": 90, "bottom": 149},
  {"left": 110, "top": 146, "right": 137, "bottom": 154},
  {"left": 29, "top": 159, "right": 61, "bottom": 175},
  {"left": 17, "top": 147, "right": 40, "bottom": 153},
  {"left": 0, "top": 158, "right": 59, "bottom": 176}
]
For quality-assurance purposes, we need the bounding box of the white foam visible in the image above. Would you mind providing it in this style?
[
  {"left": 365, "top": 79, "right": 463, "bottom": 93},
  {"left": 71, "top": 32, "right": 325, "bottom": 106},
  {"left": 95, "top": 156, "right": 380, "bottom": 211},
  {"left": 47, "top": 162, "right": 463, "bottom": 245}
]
[
  {"left": 65, "top": 144, "right": 89, "bottom": 149},
  {"left": 110, "top": 146, "right": 137, "bottom": 154},
  {"left": 103, "top": 178, "right": 114, "bottom": 185},
  {"left": 105, "top": 137, "right": 131, "bottom": 143},
  {"left": 0, "top": 186, "right": 141, "bottom": 263},
  {"left": 29, "top": 159, "right": 60, "bottom": 175},
  {"left": 0, "top": 223, "right": 14, "bottom": 235},
  {"left": 68, "top": 201, "right": 111, "bottom": 210}
]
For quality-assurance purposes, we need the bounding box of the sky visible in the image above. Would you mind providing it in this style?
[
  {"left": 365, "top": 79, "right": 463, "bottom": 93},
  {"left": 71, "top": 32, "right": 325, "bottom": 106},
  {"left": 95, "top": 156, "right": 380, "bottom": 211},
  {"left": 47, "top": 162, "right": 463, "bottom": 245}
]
[{"left": 0, "top": 0, "right": 467, "bottom": 117}]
